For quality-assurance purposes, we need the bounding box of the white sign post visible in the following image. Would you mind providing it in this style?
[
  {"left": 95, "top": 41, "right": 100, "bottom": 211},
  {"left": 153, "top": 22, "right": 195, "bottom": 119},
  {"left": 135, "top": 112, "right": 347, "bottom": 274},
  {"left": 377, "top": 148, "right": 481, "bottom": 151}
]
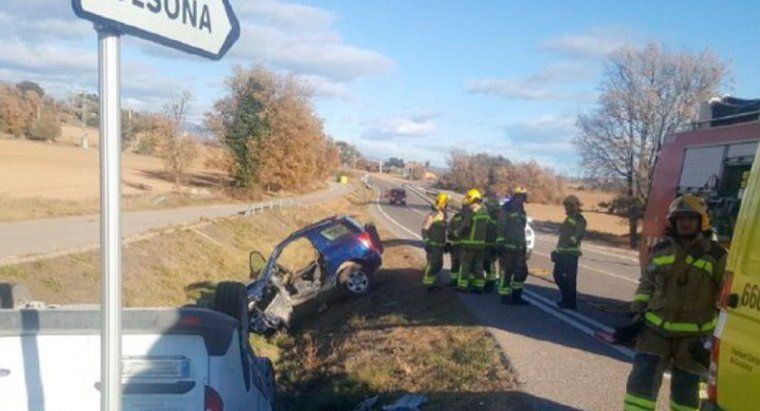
[{"left": 71, "top": 1, "right": 239, "bottom": 410}]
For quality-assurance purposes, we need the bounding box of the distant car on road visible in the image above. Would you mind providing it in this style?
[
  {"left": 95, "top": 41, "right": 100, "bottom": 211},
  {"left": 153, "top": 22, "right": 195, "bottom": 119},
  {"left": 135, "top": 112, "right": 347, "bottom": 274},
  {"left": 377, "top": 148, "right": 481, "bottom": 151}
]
[
  {"left": 245, "top": 216, "right": 383, "bottom": 334},
  {"left": 0, "top": 282, "right": 275, "bottom": 411},
  {"left": 388, "top": 188, "right": 407, "bottom": 205}
]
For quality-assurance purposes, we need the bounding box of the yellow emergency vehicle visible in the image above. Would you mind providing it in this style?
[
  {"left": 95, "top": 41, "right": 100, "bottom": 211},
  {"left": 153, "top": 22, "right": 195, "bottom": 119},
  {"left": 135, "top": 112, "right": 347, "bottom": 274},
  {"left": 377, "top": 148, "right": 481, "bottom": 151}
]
[{"left": 706, "top": 145, "right": 760, "bottom": 410}]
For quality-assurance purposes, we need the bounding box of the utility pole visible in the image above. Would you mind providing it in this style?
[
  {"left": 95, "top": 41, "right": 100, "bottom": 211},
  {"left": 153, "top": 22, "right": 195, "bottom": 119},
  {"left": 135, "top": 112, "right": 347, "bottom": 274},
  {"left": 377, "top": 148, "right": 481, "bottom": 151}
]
[{"left": 76, "top": 90, "right": 89, "bottom": 151}]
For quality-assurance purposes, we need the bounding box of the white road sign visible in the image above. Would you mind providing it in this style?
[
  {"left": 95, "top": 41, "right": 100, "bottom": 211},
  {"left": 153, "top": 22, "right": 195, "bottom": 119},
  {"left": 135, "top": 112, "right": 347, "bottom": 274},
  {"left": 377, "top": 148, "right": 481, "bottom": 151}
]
[{"left": 73, "top": 0, "right": 240, "bottom": 60}]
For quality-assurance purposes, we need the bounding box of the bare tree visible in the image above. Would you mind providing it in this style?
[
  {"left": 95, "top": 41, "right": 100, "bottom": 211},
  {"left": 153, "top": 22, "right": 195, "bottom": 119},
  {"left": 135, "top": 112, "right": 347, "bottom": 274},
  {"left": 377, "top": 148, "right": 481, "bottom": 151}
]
[
  {"left": 158, "top": 91, "right": 198, "bottom": 189},
  {"left": 574, "top": 43, "right": 729, "bottom": 248},
  {"left": 442, "top": 151, "right": 564, "bottom": 204}
]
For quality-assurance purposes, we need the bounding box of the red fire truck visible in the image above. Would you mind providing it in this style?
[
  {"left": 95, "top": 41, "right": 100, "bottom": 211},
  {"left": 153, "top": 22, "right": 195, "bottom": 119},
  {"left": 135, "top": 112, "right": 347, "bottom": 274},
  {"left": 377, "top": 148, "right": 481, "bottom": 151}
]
[{"left": 641, "top": 97, "right": 760, "bottom": 262}]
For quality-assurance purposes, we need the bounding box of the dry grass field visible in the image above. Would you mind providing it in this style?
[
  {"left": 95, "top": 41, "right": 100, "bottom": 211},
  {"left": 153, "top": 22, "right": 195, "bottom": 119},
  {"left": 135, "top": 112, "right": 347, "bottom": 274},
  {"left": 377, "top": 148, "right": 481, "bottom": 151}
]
[{"left": 0, "top": 137, "right": 229, "bottom": 221}]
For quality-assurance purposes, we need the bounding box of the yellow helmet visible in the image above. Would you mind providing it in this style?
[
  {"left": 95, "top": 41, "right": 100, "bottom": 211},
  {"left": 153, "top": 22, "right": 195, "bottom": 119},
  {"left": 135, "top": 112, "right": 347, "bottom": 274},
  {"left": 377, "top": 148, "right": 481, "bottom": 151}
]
[
  {"left": 513, "top": 186, "right": 528, "bottom": 197},
  {"left": 668, "top": 195, "right": 710, "bottom": 230},
  {"left": 562, "top": 194, "right": 582, "bottom": 208},
  {"left": 463, "top": 188, "right": 483, "bottom": 205},
  {"left": 435, "top": 193, "right": 449, "bottom": 210}
]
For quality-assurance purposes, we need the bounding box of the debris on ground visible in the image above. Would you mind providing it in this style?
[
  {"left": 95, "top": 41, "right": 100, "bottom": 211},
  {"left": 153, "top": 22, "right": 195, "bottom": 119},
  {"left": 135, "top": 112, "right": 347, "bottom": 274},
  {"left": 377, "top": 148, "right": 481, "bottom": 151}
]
[
  {"left": 354, "top": 394, "right": 428, "bottom": 411},
  {"left": 382, "top": 394, "right": 428, "bottom": 411}
]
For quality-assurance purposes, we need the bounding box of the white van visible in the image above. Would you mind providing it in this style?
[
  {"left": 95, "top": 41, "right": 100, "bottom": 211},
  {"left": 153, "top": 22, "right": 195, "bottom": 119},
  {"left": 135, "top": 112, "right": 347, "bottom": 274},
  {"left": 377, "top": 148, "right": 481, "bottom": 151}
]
[{"left": 0, "top": 282, "right": 275, "bottom": 411}]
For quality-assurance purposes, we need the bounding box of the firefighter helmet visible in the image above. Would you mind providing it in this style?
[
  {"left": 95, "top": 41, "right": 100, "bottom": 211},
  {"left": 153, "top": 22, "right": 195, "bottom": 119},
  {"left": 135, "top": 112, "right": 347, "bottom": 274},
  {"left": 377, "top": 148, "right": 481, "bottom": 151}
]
[
  {"left": 463, "top": 189, "right": 483, "bottom": 205},
  {"left": 667, "top": 195, "right": 710, "bottom": 230},
  {"left": 513, "top": 186, "right": 528, "bottom": 198},
  {"left": 435, "top": 193, "right": 449, "bottom": 210}
]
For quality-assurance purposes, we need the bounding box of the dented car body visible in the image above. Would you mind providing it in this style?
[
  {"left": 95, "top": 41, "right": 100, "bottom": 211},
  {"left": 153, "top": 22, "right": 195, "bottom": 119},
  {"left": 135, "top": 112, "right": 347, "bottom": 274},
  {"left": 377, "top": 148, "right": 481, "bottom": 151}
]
[{"left": 245, "top": 216, "right": 383, "bottom": 334}]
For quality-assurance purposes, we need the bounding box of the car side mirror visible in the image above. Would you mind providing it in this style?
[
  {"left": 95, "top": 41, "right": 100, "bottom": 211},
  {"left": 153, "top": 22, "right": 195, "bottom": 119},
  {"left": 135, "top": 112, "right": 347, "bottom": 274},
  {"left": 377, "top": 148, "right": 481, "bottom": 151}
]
[{"left": 249, "top": 251, "right": 266, "bottom": 280}]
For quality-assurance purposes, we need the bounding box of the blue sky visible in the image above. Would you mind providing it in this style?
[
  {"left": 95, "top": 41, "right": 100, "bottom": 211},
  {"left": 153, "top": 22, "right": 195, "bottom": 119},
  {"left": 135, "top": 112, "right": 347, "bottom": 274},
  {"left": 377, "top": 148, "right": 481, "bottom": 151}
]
[{"left": 1, "top": 1, "right": 759, "bottom": 174}]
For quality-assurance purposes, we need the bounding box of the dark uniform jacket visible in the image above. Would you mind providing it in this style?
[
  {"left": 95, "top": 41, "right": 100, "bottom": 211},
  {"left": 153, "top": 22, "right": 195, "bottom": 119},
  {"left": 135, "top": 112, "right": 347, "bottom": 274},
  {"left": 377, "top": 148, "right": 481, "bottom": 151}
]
[
  {"left": 633, "top": 235, "right": 727, "bottom": 338},
  {"left": 556, "top": 211, "right": 587, "bottom": 255},
  {"left": 497, "top": 203, "right": 527, "bottom": 251},
  {"left": 456, "top": 205, "right": 490, "bottom": 249}
]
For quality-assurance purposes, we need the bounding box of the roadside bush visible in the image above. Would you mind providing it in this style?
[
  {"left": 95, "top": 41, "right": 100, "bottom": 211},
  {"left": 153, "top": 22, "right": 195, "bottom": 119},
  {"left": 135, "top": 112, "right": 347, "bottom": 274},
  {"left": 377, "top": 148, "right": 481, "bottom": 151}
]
[
  {"left": 0, "top": 83, "right": 35, "bottom": 137},
  {"left": 599, "top": 194, "right": 645, "bottom": 217},
  {"left": 28, "top": 110, "right": 61, "bottom": 141}
]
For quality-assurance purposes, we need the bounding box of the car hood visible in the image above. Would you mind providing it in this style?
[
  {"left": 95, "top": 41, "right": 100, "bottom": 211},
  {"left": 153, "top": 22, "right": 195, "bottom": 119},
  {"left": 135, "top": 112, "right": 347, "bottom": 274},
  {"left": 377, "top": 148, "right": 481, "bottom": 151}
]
[{"left": 246, "top": 278, "right": 267, "bottom": 301}]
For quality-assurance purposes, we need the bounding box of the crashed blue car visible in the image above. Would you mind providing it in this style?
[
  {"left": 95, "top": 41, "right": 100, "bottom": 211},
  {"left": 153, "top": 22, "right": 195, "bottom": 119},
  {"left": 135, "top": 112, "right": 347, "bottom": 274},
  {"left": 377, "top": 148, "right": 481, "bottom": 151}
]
[{"left": 245, "top": 216, "right": 383, "bottom": 334}]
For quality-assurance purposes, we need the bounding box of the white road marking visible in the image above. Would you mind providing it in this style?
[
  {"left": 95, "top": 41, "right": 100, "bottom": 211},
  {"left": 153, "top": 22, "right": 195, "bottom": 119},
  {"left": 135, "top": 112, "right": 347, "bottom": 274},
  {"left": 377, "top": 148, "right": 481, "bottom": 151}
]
[
  {"left": 536, "top": 236, "right": 639, "bottom": 263},
  {"left": 523, "top": 289, "right": 615, "bottom": 334},
  {"left": 523, "top": 292, "right": 635, "bottom": 359},
  {"left": 373, "top": 180, "right": 635, "bottom": 359},
  {"left": 533, "top": 250, "right": 640, "bottom": 285}
]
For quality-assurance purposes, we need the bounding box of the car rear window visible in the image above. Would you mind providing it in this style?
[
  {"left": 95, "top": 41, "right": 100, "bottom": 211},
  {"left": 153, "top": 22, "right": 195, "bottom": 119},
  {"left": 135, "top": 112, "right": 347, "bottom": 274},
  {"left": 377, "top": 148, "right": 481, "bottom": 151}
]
[{"left": 319, "top": 224, "right": 352, "bottom": 242}]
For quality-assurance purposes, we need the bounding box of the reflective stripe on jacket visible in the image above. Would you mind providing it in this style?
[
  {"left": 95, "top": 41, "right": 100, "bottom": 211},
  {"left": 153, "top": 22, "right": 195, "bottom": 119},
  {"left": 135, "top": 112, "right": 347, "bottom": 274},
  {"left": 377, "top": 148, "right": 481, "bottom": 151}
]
[
  {"left": 633, "top": 236, "right": 727, "bottom": 337},
  {"left": 458, "top": 206, "right": 490, "bottom": 248},
  {"left": 556, "top": 212, "right": 586, "bottom": 255}
]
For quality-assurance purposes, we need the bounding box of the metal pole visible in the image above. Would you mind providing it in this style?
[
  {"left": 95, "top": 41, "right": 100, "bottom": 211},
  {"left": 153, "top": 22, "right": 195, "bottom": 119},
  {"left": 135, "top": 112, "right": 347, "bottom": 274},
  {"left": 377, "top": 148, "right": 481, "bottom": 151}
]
[
  {"left": 98, "top": 27, "right": 122, "bottom": 411},
  {"left": 81, "top": 91, "right": 89, "bottom": 151}
]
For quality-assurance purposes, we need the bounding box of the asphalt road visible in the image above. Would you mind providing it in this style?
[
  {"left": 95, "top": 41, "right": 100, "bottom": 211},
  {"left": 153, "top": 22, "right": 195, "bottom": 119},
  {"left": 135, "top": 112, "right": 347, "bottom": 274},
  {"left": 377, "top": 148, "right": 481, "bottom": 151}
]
[
  {"left": 369, "top": 176, "right": 660, "bottom": 411},
  {"left": 0, "top": 182, "right": 350, "bottom": 264}
]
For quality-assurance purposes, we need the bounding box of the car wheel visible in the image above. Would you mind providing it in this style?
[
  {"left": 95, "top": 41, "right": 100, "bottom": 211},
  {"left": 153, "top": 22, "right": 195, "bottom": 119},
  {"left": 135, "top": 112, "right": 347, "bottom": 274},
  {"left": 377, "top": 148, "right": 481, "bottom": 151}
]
[
  {"left": 213, "top": 281, "right": 250, "bottom": 333},
  {"left": 340, "top": 265, "right": 371, "bottom": 295},
  {"left": 0, "top": 283, "right": 31, "bottom": 309}
]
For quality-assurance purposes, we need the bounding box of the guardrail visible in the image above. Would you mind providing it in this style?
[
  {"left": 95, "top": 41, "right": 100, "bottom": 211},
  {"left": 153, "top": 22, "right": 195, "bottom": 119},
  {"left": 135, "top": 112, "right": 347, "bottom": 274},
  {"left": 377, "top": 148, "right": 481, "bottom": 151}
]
[{"left": 240, "top": 198, "right": 302, "bottom": 217}]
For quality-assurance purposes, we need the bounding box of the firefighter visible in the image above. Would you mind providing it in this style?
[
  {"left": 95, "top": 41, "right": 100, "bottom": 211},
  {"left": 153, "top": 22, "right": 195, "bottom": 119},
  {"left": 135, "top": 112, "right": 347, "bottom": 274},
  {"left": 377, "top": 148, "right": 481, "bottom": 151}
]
[
  {"left": 497, "top": 187, "right": 529, "bottom": 305},
  {"left": 483, "top": 195, "right": 501, "bottom": 292},
  {"left": 446, "top": 205, "right": 465, "bottom": 286},
  {"left": 421, "top": 193, "right": 449, "bottom": 288},
  {"left": 455, "top": 189, "right": 490, "bottom": 293},
  {"left": 624, "top": 195, "right": 726, "bottom": 411},
  {"left": 552, "top": 194, "right": 586, "bottom": 310}
]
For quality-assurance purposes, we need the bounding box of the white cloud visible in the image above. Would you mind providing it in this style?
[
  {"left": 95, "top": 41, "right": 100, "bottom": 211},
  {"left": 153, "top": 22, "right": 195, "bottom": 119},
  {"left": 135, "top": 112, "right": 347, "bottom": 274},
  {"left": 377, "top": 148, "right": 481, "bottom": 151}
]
[
  {"left": 466, "top": 78, "right": 555, "bottom": 100},
  {"left": 466, "top": 61, "right": 595, "bottom": 101},
  {"left": 237, "top": 0, "right": 337, "bottom": 28},
  {"left": 294, "top": 74, "right": 352, "bottom": 100},
  {"left": 541, "top": 26, "right": 637, "bottom": 60},
  {"left": 363, "top": 116, "right": 437, "bottom": 139},
  {"left": 504, "top": 113, "right": 577, "bottom": 142},
  {"left": 232, "top": 22, "right": 393, "bottom": 81},
  {"left": 0, "top": 39, "right": 94, "bottom": 76}
]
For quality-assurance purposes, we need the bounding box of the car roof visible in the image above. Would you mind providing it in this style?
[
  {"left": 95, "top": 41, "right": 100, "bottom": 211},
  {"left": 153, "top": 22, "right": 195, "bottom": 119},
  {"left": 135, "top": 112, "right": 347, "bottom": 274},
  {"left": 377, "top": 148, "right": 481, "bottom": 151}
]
[{"left": 277, "top": 215, "right": 358, "bottom": 245}]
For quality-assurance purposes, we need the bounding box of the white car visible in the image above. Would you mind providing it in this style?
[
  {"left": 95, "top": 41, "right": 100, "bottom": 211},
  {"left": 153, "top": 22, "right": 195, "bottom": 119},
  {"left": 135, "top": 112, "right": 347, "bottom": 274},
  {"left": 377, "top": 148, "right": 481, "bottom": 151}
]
[
  {"left": 0, "top": 282, "right": 274, "bottom": 411},
  {"left": 525, "top": 217, "right": 536, "bottom": 259}
]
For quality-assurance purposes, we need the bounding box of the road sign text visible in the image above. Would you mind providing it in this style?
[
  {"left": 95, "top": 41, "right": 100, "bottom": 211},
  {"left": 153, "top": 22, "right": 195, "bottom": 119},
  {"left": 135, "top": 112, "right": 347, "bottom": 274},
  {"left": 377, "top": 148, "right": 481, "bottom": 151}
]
[{"left": 125, "top": 0, "right": 212, "bottom": 33}]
